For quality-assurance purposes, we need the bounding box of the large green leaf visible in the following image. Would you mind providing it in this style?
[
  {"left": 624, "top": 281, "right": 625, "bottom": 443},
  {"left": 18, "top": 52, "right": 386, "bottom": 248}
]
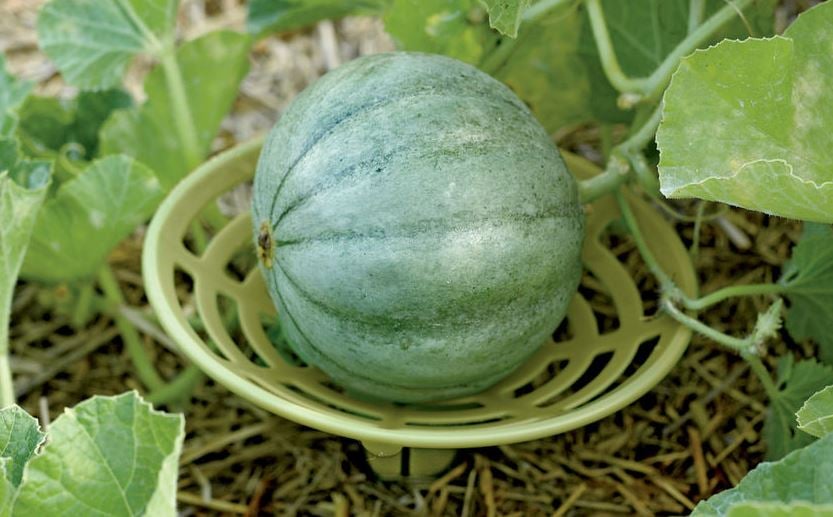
[
  {"left": 657, "top": 1, "right": 833, "bottom": 223},
  {"left": 16, "top": 91, "right": 132, "bottom": 182},
  {"left": 247, "top": 0, "right": 384, "bottom": 36},
  {"left": 728, "top": 502, "right": 833, "bottom": 517},
  {"left": 100, "top": 31, "right": 251, "bottom": 189},
  {"left": 384, "top": 0, "right": 498, "bottom": 65},
  {"left": 479, "top": 0, "right": 529, "bottom": 37},
  {"left": 0, "top": 144, "right": 50, "bottom": 352},
  {"left": 764, "top": 357, "right": 833, "bottom": 460},
  {"left": 0, "top": 55, "right": 32, "bottom": 118},
  {"left": 797, "top": 385, "right": 833, "bottom": 438},
  {"left": 21, "top": 155, "right": 163, "bottom": 282},
  {"left": 778, "top": 225, "right": 833, "bottom": 363},
  {"left": 493, "top": 0, "right": 775, "bottom": 133},
  {"left": 0, "top": 407, "right": 44, "bottom": 488},
  {"left": 10, "top": 392, "right": 184, "bottom": 516},
  {"left": 37, "top": 0, "right": 179, "bottom": 89},
  {"left": 691, "top": 432, "right": 833, "bottom": 516}
]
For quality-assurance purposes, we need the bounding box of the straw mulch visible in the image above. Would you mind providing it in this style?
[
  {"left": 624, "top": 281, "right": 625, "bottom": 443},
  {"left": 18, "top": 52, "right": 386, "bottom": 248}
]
[{"left": 1, "top": 1, "right": 815, "bottom": 515}]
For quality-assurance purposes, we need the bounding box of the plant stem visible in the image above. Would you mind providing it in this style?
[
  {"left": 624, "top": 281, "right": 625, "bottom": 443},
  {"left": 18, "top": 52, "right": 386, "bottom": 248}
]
[
  {"left": 660, "top": 298, "right": 753, "bottom": 352},
  {"left": 159, "top": 49, "right": 202, "bottom": 172},
  {"left": 98, "top": 265, "right": 165, "bottom": 391},
  {"left": 147, "top": 365, "right": 204, "bottom": 406},
  {"left": 70, "top": 282, "right": 95, "bottom": 329},
  {"left": 0, "top": 350, "right": 12, "bottom": 409},
  {"left": 683, "top": 283, "right": 785, "bottom": 311},
  {"left": 586, "top": 0, "right": 650, "bottom": 93},
  {"left": 645, "top": 0, "right": 753, "bottom": 100},
  {"left": 744, "top": 352, "right": 780, "bottom": 400},
  {"left": 587, "top": 0, "right": 753, "bottom": 101},
  {"left": 0, "top": 281, "right": 14, "bottom": 407},
  {"left": 579, "top": 104, "right": 663, "bottom": 204},
  {"left": 613, "top": 192, "right": 676, "bottom": 291},
  {"left": 688, "top": 0, "right": 706, "bottom": 33}
]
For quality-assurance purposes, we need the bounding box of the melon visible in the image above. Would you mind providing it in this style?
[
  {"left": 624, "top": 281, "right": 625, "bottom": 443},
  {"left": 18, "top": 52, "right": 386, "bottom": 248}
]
[{"left": 253, "top": 52, "right": 584, "bottom": 403}]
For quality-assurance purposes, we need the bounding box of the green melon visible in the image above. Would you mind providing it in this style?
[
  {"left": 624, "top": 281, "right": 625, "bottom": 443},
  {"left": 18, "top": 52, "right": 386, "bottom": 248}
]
[{"left": 253, "top": 52, "right": 584, "bottom": 403}]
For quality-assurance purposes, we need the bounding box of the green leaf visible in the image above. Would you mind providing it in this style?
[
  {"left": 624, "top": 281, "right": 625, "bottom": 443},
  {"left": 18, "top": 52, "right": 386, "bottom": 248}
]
[
  {"left": 383, "top": 0, "right": 497, "bottom": 65},
  {"left": 0, "top": 55, "right": 32, "bottom": 117},
  {"left": 479, "top": 0, "right": 529, "bottom": 37},
  {"left": 728, "top": 502, "right": 833, "bottom": 517},
  {"left": 797, "top": 385, "right": 833, "bottom": 438},
  {"left": 657, "top": 1, "right": 833, "bottom": 223},
  {"left": 20, "top": 155, "right": 163, "bottom": 282},
  {"left": 764, "top": 357, "right": 833, "bottom": 460},
  {"left": 493, "top": 0, "right": 775, "bottom": 133},
  {"left": 779, "top": 226, "right": 833, "bottom": 363},
  {"left": 37, "top": 0, "right": 179, "bottom": 89},
  {"left": 12, "top": 391, "right": 184, "bottom": 516},
  {"left": 0, "top": 152, "right": 51, "bottom": 348},
  {"left": 691, "top": 432, "right": 833, "bottom": 516},
  {"left": 247, "top": 0, "right": 384, "bottom": 36},
  {"left": 17, "top": 90, "right": 132, "bottom": 165},
  {"left": 0, "top": 406, "right": 44, "bottom": 488},
  {"left": 100, "top": 31, "right": 251, "bottom": 189}
]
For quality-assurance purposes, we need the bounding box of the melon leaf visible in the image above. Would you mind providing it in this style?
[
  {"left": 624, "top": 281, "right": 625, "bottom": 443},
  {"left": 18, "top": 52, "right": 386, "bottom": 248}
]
[
  {"left": 247, "top": 0, "right": 384, "bottom": 37},
  {"left": 691, "top": 432, "right": 833, "bottom": 516},
  {"left": 384, "top": 0, "right": 497, "bottom": 65},
  {"left": 479, "top": 0, "right": 530, "bottom": 37},
  {"left": 9, "top": 392, "right": 184, "bottom": 517},
  {"left": 498, "top": 0, "right": 774, "bottom": 132},
  {"left": 16, "top": 90, "right": 132, "bottom": 170},
  {"left": 657, "top": 1, "right": 833, "bottom": 223},
  {"left": 37, "top": 0, "right": 179, "bottom": 89},
  {"left": 763, "top": 357, "right": 833, "bottom": 460},
  {"left": 99, "top": 31, "right": 251, "bottom": 190},
  {"left": 0, "top": 406, "right": 44, "bottom": 489},
  {"left": 797, "top": 385, "right": 833, "bottom": 438},
  {"left": 21, "top": 155, "right": 163, "bottom": 282},
  {"left": 727, "top": 502, "right": 833, "bottom": 517},
  {"left": 0, "top": 55, "right": 31, "bottom": 120},
  {"left": 779, "top": 224, "right": 833, "bottom": 364}
]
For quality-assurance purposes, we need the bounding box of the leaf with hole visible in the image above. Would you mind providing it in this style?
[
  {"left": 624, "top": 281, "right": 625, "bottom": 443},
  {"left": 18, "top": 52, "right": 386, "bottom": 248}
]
[
  {"left": 657, "top": 1, "right": 833, "bottom": 222},
  {"left": 37, "top": 0, "right": 179, "bottom": 89}
]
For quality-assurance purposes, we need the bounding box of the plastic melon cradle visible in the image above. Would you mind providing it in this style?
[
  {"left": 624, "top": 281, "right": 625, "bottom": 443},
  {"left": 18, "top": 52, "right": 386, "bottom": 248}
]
[{"left": 143, "top": 137, "right": 696, "bottom": 480}]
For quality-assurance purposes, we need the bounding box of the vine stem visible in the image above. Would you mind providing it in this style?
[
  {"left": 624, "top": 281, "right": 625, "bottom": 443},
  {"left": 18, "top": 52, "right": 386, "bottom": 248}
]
[
  {"left": 660, "top": 298, "right": 752, "bottom": 352},
  {"left": 160, "top": 49, "right": 202, "bottom": 172},
  {"left": 98, "top": 265, "right": 165, "bottom": 392},
  {"left": 579, "top": 104, "right": 663, "bottom": 204},
  {"left": 683, "top": 283, "right": 785, "bottom": 311},
  {"left": 0, "top": 316, "right": 12, "bottom": 407},
  {"left": 587, "top": 0, "right": 754, "bottom": 102},
  {"left": 744, "top": 352, "right": 780, "bottom": 401},
  {"left": 689, "top": 0, "right": 706, "bottom": 33}
]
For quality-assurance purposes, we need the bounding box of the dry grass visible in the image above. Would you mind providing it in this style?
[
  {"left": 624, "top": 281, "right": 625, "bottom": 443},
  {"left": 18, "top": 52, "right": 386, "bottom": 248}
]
[{"left": 1, "top": 1, "right": 819, "bottom": 515}]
